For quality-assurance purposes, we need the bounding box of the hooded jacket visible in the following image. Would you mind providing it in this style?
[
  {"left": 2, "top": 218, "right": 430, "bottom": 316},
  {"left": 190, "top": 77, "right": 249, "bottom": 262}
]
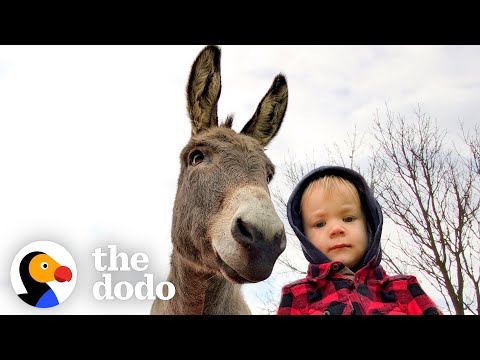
[
  {"left": 288, "top": 165, "right": 383, "bottom": 270},
  {"left": 277, "top": 166, "right": 442, "bottom": 315}
]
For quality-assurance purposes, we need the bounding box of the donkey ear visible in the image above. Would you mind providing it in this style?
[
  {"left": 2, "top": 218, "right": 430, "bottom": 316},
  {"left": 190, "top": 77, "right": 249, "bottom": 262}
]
[
  {"left": 240, "top": 74, "right": 288, "bottom": 147},
  {"left": 186, "top": 45, "right": 222, "bottom": 135}
]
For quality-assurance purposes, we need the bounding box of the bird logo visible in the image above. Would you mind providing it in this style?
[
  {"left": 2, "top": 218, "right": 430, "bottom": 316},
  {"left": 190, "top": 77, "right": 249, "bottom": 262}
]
[{"left": 11, "top": 241, "right": 77, "bottom": 309}]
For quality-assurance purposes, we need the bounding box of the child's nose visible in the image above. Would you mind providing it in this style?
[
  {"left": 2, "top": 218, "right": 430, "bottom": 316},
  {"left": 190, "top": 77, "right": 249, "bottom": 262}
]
[{"left": 329, "top": 222, "right": 345, "bottom": 237}]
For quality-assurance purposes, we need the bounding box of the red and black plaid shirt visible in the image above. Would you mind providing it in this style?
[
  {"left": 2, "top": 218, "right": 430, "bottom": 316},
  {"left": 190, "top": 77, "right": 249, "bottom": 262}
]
[{"left": 277, "top": 258, "right": 443, "bottom": 315}]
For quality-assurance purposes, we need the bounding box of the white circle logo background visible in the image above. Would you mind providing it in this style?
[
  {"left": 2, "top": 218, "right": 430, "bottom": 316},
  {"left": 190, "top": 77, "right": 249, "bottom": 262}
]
[{"left": 10, "top": 240, "right": 77, "bottom": 306}]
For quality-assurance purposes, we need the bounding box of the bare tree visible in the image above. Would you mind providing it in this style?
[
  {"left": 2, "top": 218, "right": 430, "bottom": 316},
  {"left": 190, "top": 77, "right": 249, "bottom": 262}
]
[
  {"left": 370, "top": 105, "right": 479, "bottom": 315},
  {"left": 325, "top": 123, "right": 366, "bottom": 172},
  {"left": 271, "top": 152, "right": 317, "bottom": 274},
  {"left": 461, "top": 123, "right": 480, "bottom": 176}
]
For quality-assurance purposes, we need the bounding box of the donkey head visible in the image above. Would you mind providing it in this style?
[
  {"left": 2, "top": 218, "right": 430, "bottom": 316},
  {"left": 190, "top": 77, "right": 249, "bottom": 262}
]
[{"left": 172, "top": 45, "right": 288, "bottom": 284}]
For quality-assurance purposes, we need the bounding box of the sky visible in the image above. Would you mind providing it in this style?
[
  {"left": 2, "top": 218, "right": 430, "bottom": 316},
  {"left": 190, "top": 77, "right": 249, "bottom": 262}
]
[{"left": 0, "top": 45, "right": 478, "bottom": 315}]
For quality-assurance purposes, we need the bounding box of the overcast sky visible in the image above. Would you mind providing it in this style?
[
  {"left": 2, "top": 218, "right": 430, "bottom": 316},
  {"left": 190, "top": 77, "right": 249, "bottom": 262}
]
[{"left": 0, "top": 45, "right": 478, "bottom": 314}]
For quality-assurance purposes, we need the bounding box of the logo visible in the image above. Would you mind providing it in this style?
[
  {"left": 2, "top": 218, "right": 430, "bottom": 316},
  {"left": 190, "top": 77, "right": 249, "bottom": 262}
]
[
  {"left": 11, "top": 240, "right": 77, "bottom": 308},
  {"left": 92, "top": 245, "right": 175, "bottom": 301}
]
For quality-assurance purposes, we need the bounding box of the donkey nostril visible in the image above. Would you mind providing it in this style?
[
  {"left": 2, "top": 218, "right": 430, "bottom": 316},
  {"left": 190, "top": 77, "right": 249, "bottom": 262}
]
[
  {"left": 237, "top": 218, "right": 251, "bottom": 238},
  {"left": 232, "top": 218, "right": 256, "bottom": 247}
]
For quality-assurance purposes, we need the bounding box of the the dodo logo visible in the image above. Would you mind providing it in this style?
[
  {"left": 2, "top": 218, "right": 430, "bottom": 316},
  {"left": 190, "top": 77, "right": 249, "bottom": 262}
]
[{"left": 10, "top": 240, "right": 77, "bottom": 308}]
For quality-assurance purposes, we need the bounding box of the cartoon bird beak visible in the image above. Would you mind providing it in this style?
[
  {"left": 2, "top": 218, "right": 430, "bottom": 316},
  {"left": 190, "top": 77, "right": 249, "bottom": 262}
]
[{"left": 54, "top": 266, "right": 72, "bottom": 282}]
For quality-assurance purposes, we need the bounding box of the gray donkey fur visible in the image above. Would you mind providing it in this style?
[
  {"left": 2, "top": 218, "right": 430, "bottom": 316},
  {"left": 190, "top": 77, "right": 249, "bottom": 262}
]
[{"left": 151, "top": 45, "right": 288, "bottom": 315}]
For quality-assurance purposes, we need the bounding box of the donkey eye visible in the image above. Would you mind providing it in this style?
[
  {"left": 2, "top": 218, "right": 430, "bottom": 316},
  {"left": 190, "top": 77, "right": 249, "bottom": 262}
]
[
  {"left": 266, "top": 174, "right": 273, "bottom": 184},
  {"left": 189, "top": 150, "right": 205, "bottom": 166}
]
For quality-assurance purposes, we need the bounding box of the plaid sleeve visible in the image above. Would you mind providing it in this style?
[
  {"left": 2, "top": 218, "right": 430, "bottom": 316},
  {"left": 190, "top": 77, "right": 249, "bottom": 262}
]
[
  {"left": 277, "top": 281, "right": 310, "bottom": 315},
  {"left": 405, "top": 278, "right": 443, "bottom": 315},
  {"left": 277, "top": 291, "right": 295, "bottom": 315}
]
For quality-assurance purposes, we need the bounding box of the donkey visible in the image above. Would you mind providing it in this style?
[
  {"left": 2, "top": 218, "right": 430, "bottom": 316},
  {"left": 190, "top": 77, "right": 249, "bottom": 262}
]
[{"left": 150, "top": 45, "right": 288, "bottom": 315}]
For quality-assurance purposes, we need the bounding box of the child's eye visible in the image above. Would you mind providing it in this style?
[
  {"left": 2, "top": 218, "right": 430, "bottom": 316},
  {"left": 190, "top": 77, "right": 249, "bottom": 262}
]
[
  {"left": 343, "top": 217, "right": 354, "bottom": 222},
  {"left": 314, "top": 222, "right": 325, "bottom": 228}
]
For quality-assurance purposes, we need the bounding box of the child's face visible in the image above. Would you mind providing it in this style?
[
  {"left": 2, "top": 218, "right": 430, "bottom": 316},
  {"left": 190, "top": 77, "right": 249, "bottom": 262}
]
[{"left": 301, "top": 186, "right": 368, "bottom": 269}]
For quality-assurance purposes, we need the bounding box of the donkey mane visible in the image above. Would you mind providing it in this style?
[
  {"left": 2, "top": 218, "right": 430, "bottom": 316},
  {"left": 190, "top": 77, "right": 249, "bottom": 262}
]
[
  {"left": 151, "top": 45, "right": 288, "bottom": 315},
  {"left": 220, "top": 114, "right": 234, "bottom": 128}
]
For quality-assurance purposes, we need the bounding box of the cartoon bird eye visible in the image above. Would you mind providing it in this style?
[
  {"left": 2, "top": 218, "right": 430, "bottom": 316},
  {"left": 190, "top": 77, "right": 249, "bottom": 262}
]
[{"left": 40, "top": 262, "right": 48, "bottom": 270}]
